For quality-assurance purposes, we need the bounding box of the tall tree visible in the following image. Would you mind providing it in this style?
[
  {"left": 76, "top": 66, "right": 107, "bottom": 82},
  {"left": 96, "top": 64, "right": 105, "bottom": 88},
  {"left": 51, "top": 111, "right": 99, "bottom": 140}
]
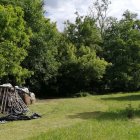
[
  {"left": 24, "top": 19, "right": 61, "bottom": 95},
  {"left": 64, "top": 14, "right": 102, "bottom": 52},
  {"left": 0, "top": 0, "right": 61, "bottom": 96},
  {"left": 89, "top": 0, "right": 111, "bottom": 38},
  {"left": 58, "top": 15, "right": 109, "bottom": 95},
  {"left": 18, "top": 0, "right": 61, "bottom": 94},
  {"left": 103, "top": 10, "right": 140, "bottom": 91},
  {"left": 0, "top": 5, "right": 31, "bottom": 84}
]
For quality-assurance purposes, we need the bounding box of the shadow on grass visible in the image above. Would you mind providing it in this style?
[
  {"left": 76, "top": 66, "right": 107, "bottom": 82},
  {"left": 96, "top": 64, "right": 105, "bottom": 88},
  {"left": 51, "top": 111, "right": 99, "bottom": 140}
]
[
  {"left": 67, "top": 109, "right": 140, "bottom": 121},
  {"left": 101, "top": 94, "right": 140, "bottom": 101}
]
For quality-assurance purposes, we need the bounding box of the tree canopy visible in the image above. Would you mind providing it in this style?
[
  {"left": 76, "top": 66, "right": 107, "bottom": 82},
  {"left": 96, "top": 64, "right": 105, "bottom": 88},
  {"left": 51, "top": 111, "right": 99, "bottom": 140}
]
[
  {"left": 0, "top": 0, "right": 140, "bottom": 97},
  {"left": 0, "top": 5, "right": 31, "bottom": 84},
  {"left": 103, "top": 10, "right": 140, "bottom": 91}
]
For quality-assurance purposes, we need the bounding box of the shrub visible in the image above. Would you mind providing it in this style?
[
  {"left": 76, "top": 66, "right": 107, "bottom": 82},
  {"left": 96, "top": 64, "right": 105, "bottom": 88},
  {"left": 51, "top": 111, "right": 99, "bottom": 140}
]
[
  {"left": 126, "top": 104, "right": 135, "bottom": 119},
  {"left": 74, "top": 92, "right": 91, "bottom": 98}
]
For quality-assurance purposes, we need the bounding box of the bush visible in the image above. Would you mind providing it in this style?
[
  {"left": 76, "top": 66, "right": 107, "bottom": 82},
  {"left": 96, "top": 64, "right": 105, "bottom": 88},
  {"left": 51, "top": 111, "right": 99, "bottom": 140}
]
[
  {"left": 74, "top": 92, "right": 91, "bottom": 98},
  {"left": 126, "top": 104, "right": 135, "bottom": 119}
]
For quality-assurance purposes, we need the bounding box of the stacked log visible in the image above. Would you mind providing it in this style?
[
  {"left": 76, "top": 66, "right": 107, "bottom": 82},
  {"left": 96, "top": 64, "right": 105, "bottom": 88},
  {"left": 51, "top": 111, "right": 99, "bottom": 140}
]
[{"left": 0, "top": 85, "right": 29, "bottom": 115}]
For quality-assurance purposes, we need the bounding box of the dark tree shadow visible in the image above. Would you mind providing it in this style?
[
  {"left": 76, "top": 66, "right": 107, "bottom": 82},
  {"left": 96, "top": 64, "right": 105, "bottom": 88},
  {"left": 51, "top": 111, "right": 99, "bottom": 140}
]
[
  {"left": 101, "top": 94, "right": 140, "bottom": 101},
  {"left": 67, "top": 109, "right": 140, "bottom": 121}
]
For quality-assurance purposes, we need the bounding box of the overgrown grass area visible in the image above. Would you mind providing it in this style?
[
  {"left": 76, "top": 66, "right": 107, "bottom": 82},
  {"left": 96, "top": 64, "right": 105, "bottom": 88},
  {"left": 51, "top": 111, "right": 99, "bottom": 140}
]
[{"left": 1, "top": 92, "right": 140, "bottom": 140}]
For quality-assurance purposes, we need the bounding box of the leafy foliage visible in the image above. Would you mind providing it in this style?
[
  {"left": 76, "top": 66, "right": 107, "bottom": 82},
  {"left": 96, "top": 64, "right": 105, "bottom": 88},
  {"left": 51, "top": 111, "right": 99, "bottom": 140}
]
[
  {"left": 0, "top": 0, "right": 140, "bottom": 96},
  {"left": 64, "top": 14, "right": 102, "bottom": 52},
  {"left": 58, "top": 15, "right": 109, "bottom": 95},
  {"left": 103, "top": 10, "right": 140, "bottom": 91},
  {"left": 24, "top": 19, "right": 61, "bottom": 94},
  {"left": 0, "top": 5, "right": 31, "bottom": 84}
]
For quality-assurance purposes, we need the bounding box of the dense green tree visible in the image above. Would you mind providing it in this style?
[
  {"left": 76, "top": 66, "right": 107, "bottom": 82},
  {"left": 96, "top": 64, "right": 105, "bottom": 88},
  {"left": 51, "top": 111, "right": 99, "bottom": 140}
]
[
  {"left": 57, "top": 41, "right": 108, "bottom": 95},
  {"left": 64, "top": 14, "right": 102, "bottom": 52},
  {"left": 1, "top": 0, "right": 140, "bottom": 97},
  {"left": 0, "top": 0, "right": 61, "bottom": 95},
  {"left": 57, "top": 15, "right": 109, "bottom": 95},
  {"left": 103, "top": 10, "right": 140, "bottom": 91},
  {"left": 24, "top": 19, "right": 61, "bottom": 95},
  {"left": 0, "top": 5, "right": 31, "bottom": 84},
  {"left": 12, "top": 0, "right": 61, "bottom": 95}
]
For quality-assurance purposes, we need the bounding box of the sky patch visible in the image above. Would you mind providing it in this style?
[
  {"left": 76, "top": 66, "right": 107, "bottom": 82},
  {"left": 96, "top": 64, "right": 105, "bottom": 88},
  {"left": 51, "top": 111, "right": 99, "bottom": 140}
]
[{"left": 44, "top": 0, "right": 140, "bottom": 31}]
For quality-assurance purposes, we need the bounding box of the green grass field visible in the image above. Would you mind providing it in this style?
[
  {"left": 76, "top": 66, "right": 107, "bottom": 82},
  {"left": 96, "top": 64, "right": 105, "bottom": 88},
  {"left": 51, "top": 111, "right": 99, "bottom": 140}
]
[{"left": 1, "top": 92, "right": 140, "bottom": 140}]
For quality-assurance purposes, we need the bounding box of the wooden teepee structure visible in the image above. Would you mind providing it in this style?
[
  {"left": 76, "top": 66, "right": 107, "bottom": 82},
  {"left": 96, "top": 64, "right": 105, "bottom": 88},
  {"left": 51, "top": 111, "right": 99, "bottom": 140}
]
[{"left": 0, "top": 85, "right": 29, "bottom": 115}]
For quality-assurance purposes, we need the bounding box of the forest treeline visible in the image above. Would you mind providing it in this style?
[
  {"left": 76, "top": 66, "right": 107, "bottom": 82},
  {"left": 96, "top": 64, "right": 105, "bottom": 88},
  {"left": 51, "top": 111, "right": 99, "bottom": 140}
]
[{"left": 0, "top": 0, "right": 140, "bottom": 97}]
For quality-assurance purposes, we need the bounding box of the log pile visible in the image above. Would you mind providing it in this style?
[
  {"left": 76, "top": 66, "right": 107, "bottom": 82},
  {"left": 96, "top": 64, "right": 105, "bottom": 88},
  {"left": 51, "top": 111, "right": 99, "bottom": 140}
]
[
  {"left": 0, "top": 84, "right": 40, "bottom": 122},
  {"left": 0, "top": 85, "right": 29, "bottom": 115}
]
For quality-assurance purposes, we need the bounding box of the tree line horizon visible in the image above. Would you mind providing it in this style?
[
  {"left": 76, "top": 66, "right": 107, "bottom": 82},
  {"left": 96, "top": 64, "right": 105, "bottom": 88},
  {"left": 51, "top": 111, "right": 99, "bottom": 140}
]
[{"left": 0, "top": 0, "right": 140, "bottom": 97}]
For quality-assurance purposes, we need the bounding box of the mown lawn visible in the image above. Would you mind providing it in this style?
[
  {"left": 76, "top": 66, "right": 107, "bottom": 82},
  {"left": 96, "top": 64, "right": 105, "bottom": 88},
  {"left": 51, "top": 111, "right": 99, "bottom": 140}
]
[{"left": 1, "top": 92, "right": 140, "bottom": 140}]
